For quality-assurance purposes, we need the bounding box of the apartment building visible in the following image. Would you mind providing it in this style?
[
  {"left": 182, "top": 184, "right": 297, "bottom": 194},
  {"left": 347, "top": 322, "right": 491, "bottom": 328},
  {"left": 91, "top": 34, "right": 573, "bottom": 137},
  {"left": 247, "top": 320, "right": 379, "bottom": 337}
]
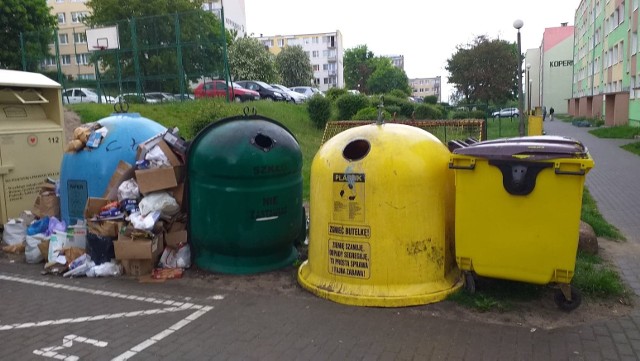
[
  {"left": 47, "top": 0, "right": 94, "bottom": 80},
  {"left": 202, "top": 0, "right": 247, "bottom": 37},
  {"left": 570, "top": 0, "right": 636, "bottom": 126},
  {"left": 256, "top": 31, "right": 344, "bottom": 91},
  {"left": 409, "top": 76, "right": 441, "bottom": 102},
  {"left": 384, "top": 54, "right": 405, "bottom": 70}
]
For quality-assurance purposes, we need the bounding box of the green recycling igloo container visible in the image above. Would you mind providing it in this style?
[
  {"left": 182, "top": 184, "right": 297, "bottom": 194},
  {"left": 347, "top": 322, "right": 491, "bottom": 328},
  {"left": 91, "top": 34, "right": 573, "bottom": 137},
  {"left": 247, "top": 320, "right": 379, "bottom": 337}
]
[{"left": 188, "top": 114, "right": 305, "bottom": 274}]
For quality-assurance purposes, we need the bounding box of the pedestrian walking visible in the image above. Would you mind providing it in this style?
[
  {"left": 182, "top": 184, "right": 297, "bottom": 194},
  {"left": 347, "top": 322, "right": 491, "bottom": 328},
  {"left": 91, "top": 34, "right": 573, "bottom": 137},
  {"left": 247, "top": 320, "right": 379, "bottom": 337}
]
[
  {"left": 542, "top": 106, "right": 547, "bottom": 121},
  {"left": 549, "top": 107, "right": 555, "bottom": 121}
]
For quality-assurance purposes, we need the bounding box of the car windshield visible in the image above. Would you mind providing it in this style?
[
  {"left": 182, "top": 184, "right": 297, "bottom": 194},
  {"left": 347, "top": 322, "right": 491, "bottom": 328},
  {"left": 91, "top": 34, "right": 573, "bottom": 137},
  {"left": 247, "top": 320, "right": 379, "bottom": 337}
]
[
  {"left": 254, "top": 81, "right": 274, "bottom": 89},
  {"left": 230, "top": 82, "right": 245, "bottom": 88},
  {"left": 311, "top": 88, "right": 321, "bottom": 93}
]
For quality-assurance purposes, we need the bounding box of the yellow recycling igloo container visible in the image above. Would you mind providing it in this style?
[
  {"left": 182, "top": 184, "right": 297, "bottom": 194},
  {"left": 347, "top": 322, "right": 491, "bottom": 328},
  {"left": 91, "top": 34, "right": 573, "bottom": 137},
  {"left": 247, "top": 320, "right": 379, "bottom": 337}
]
[{"left": 298, "top": 123, "right": 462, "bottom": 307}]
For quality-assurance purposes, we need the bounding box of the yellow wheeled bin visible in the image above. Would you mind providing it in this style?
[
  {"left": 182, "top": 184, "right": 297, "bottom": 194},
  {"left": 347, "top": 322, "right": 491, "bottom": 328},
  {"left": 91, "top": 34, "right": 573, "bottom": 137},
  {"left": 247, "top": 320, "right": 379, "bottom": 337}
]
[
  {"left": 449, "top": 135, "right": 594, "bottom": 311},
  {"left": 298, "top": 123, "right": 462, "bottom": 307}
]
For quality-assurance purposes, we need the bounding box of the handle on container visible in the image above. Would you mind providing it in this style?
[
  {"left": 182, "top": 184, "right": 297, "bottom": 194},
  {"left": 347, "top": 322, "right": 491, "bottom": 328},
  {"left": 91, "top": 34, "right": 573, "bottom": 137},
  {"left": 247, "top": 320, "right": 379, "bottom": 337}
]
[
  {"left": 448, "top": 158, "right": 476, "bottom": 170},
  {"left": 0, "top": 165, "right": 13, "bottom": 175},
  {"left": 554, "top": 162, "right": 586, "bottom": 176}
]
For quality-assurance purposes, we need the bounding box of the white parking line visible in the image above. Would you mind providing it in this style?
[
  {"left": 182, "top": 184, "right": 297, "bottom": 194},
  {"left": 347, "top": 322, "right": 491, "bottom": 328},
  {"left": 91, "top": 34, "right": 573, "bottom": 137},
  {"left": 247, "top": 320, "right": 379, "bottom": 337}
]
[{"left": 0, "top": 273, "right": 215, "bottom": 360}]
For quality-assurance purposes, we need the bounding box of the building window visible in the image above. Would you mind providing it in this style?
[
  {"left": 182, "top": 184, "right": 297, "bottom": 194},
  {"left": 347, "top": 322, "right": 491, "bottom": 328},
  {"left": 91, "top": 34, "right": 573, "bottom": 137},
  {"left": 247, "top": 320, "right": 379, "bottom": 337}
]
[
  {"left": 312, "top": 64, "right": 319, "bottom": 71},
  {"left": 74, "top": 32, "right": 87, "bottom": 44},
  {"left": 322, "top": 50, "right": 328, "bottom": 57},
  {"left": 71, "top": 12, "right": 88, "bottom": 24},
  {"left": 312, "top": 50, "right": 319, "bottom": 58},
  {"left": 75, "top": 53, "right": 89, "bottom": 65},
  {"left": 631, "top": 76, "right": 636, "bottom": 99},
  {"left": 277, "top": 38, "right": 284, "bottom": 47},
  {"left": 57, "top": 13, "right": 66, "bottom": 24},
  {"left": 312, "top": 37, "right": 319, "bottom": 44},
  {"left": 322, "top": 64, "right": 328, "bottom": 70},
  {"left": 59, "top": 33, "right": 68, "bottom": 44},
  {"left": 619, "top": 3, "right": 625, "bottom": 25},
  {"left": 77, "top": 73, "right": 95, "bottom": 80},
  {"left": 42, "top": 57, "right": 57, "bottom": 67},
  {"left": 61, "top": 55, "right": 71, "bottom": 65},
  {"left": 323, "top": 78, "right": 328, "bottom": 84}
]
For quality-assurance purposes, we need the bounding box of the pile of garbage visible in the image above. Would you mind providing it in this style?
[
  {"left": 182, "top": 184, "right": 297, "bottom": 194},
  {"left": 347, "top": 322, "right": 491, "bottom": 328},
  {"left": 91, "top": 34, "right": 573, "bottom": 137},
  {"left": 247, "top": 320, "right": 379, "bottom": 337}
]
[{"left": 1, "top": 126, "right": 191, "bottom": 281}]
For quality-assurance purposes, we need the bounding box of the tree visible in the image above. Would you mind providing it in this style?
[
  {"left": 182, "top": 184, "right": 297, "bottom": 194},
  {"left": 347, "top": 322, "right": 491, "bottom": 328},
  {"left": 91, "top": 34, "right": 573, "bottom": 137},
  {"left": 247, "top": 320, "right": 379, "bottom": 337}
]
[
  {"left": 228, "top": 37, "right": 279, "bottom": 83},
  {"left": 86, "top": 0, "right": 228, "bottom": 92},
  {"left": 343, "top": 45, "right": 376, "bottom": 93},
  {"left": 367, "top": 58, "right": 411, "bottom": 95},
  {"left": 275, "top": 45, "right": 312, "bottom": 87},
  {"left": 446, "top": 35, "right": 518, "bottom": 105},
  {"left": 0, "top": 0, "right": 57, "bottom": 71}
]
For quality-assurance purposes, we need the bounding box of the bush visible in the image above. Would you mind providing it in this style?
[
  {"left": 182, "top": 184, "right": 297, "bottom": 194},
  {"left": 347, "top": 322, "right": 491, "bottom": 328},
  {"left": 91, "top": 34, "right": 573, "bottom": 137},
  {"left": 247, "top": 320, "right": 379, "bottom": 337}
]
[
  {"left": 352, "top": 107, "right": 391, "bottom": 121},
  {"left": 423, "top": 95, "right": 438, "bottom": 104},
  {"left": 325, "top": 88, "right": 348, "bottom": 101},
  {"left": 385, "top": 105, "right": 401, "bottom": 118},
  {"left": 470, "top": 110, "right": 486, "bottom": 119},
  {"left": 388, "top": 89, "right": 410, "bottom": 98},
  {"left": 307, "top": 95, "right": 332, "bottom": 129},
  {"left": 335, "top": 94, "right": 370, "bottom": 120},
  {"left": 451, "top": 111, "right": 471, "bottom": 119},
  {"left": 381, "top": 94, "right": 415, "bottom": 118},
  {"left": 414, "top": 104, "right": 443, "bottom": 120}
]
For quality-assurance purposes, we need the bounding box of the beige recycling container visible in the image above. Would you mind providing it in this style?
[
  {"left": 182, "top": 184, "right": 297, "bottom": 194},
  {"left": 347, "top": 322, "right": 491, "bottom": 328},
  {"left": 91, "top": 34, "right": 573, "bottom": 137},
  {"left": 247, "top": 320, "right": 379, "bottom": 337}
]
[{"left": 0, "top": 69, "right": 64, "bottom": 223}]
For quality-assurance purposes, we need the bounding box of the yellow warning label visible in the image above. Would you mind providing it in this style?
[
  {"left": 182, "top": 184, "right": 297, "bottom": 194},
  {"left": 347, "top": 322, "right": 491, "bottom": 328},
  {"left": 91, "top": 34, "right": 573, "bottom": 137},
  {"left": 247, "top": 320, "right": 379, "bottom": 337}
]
[
  {"left": 332, "top": 173, "right": 365, "bottom": 222},
  {"left": 328, "top": 239, "right": 370, "bottom": 279}
]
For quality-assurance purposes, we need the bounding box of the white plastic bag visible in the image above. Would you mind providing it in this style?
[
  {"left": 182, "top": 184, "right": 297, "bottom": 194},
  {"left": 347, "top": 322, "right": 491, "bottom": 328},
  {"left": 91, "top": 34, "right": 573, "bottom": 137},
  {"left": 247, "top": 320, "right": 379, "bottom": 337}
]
[
  {"left": 48, "top": 232, "right": 65, "bottom": 263},
  {"left": 118, "top": 179, "right": 140, "bottom": 201},
  {"left": 138, "top": 192, "right": 179, "bottom": 217},
  {"left": 25, "top": 235, "right": 45, "bottom": 263},
  {"left": 87, "top": 262, "right": 121, "bottom": 277},
  {"left": 129, "top": 210, "right": 161, "bottom": 231},
  {"left": 145, "top": 145, "right": 171, "bottom": 168},
  {"left": 3, "top": 218, "right": 26, "bottom": 245},
  {"left": 159, "top": 244, "right": 191, "bottom": 269}
]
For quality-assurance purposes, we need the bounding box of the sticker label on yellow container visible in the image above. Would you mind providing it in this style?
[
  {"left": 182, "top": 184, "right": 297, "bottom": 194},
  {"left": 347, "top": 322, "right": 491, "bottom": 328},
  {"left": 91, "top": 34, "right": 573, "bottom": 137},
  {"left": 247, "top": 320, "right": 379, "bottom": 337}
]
[
  {"left": 328, "top": 239, "right": 371, "bottom": 279},
  {"left": 332, "top": 173, "right": 365, "bottom": 222}
]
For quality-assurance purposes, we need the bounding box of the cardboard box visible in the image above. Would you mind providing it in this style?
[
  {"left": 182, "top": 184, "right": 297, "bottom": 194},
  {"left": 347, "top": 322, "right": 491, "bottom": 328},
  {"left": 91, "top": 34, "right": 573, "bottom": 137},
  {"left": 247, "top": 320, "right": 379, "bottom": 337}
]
[
  {"left": 87, "top": 220, "right": 123, "bottom": 238},
  {"left": 169, "top": 182, "right": 185, "bottom": 209},
  {"left": 163, "top": 130, "right": 188, "bottom": 156},
  {"left": 136, "top": 132, "right": 164, "bottom": 160},
  {"left": 135, "top": 167, "right": 178, "bottom": 195},
  {"left": 84, "top": 197, "right": 110, "bottom": 219},
  {"left": 156, "top": 140, "right": 183, "bottom": 166},
  {"left": 165, "top": 229, "right": 187, "bottom": 248},
  {"left": 103, "top": 161, "right": 135, "bottom": 200},
  {"left": 121, "top": 259, "right": 155, "bottom": 277}
]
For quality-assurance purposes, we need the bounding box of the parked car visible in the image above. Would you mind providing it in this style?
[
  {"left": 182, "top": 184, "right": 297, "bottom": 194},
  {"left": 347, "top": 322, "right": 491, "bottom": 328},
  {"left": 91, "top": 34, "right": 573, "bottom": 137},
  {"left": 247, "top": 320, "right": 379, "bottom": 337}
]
[
  {"left": 235, "top": 80, "right": 286, "bottom": 101},
  {"left": 270, "top": 84, "right": 307, "bottom": 104},
  {"left": 193, "top": 80, "right": 260, "bottom": 102},
  {"left": 62, "top": 88, "right": 115, "bottom": 104},
  {"left": 173, "top": 93, "right": 195, "bottom": 101},
  {"left": 144, "top": 92, "right": 175, "bottom": 103},
  {"left": 290, "top": 86, "right": 324, "bottom": 98},
  {"left": 492, "top": 107, "right": 520, "bottom": 118}
]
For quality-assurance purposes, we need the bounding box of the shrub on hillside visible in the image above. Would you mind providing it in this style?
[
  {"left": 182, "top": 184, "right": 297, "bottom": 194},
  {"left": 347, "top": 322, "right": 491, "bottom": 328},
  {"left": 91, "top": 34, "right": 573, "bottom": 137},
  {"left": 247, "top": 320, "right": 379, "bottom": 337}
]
[
  {"left": 352, "top": 107, "right": 391, "bottom": 121},
  {"left": 307, "top": 95, "right": 332, "bottom": 129},
  {"left": 414, "top": 104, "right": 443, "bottom": 120},
  {"left": 381, "top": 94, "right": 415, "bottom": 118},
  {"left": 325, "top": 88, "right": 348, "bottom": 101},
  {"left": 335, "top": 94, "right": 370, "bottom": 120}
]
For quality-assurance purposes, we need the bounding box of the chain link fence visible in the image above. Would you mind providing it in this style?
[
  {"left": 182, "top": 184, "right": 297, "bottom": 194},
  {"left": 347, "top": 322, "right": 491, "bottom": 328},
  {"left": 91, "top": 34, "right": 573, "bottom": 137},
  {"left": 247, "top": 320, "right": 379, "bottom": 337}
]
[{"left": 18, "top": 10, "right": 230, "bottom": 102}]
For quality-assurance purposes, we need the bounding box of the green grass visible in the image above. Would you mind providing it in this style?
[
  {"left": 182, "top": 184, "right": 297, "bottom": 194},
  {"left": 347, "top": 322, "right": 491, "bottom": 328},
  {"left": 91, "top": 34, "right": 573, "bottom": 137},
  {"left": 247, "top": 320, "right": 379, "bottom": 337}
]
[
  {"left": 622, "top": 141, "right": 640, "bottom": 156},
  {"left": 572, "top": 251, "right": 626, "bottom": 298},
  {"left": 581, "top": 187, "right": 625, "bottom": 240},
  {"left": 70, "top": 100, "right": 324, "bottom": 200},
  {"left": 589, "top": 125, "right": 640, "bottom": 139},
  {"left": 485, "top": 117, "right": 522, "bottom": 139}
]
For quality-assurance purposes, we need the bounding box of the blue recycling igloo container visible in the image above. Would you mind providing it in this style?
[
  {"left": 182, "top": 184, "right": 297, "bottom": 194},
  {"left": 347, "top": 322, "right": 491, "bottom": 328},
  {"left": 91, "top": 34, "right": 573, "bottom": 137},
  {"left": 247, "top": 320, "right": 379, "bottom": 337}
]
[{"left": 60, "top": 113, "right": 166, "bottom": 224}]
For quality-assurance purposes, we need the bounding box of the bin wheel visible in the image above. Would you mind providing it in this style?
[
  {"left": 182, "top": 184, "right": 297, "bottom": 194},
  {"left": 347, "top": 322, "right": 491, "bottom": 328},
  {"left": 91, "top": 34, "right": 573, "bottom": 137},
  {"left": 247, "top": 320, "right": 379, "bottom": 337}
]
[
  {"left": 463, "top": 272, "right": 476, "bottom": 294},
  {"left": 554, "top": 286, "right": 582, "bottom": 311}
]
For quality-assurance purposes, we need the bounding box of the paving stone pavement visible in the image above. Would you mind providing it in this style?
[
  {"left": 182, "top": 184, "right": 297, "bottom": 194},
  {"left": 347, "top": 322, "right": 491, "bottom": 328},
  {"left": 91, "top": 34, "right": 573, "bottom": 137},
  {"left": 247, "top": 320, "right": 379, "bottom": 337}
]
[{"left": 2, "top": 119, "right": 640, "bottom": 360}]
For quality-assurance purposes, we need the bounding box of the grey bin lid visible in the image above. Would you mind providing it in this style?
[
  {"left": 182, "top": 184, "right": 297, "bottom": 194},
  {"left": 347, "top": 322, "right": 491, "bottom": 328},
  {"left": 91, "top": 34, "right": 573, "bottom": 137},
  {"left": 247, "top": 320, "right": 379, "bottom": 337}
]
[{"left": 452, "top": 135, "right": 589, "bottom": 161}]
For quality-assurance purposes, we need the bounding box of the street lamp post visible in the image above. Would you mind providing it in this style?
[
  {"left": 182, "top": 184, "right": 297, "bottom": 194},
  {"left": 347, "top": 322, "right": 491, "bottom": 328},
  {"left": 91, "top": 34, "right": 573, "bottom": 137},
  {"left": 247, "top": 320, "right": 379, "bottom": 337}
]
[
  {"left": 514, "top": 19, "right": 525, "bottom": 136},
  {"left": 526, "top": 63, "right": 531, "bottom": 114}
]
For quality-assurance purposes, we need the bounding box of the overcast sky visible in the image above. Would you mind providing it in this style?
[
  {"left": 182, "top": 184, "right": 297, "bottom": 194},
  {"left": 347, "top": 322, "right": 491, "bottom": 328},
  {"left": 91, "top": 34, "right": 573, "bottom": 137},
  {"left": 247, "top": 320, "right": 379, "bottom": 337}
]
[{"left": 244, "top": 0, "right": 580, "bottom": 102}]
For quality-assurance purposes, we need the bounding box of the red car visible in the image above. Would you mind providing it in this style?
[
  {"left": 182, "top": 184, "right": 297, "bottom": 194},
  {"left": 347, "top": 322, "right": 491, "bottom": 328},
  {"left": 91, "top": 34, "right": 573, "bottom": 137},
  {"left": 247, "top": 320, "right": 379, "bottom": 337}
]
[{"left": 193, "top": 80, "right": 260, "bottom": 102}]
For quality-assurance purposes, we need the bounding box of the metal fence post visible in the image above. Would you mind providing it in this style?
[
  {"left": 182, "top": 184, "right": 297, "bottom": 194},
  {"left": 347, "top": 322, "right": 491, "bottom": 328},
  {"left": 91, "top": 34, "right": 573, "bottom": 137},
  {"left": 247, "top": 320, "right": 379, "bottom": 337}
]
[
  {"left": 130, "top": 18, "right": 142, "bottom": 95},
  {"left": 175, "top": 13, "right": 186, "bottom": 98}
]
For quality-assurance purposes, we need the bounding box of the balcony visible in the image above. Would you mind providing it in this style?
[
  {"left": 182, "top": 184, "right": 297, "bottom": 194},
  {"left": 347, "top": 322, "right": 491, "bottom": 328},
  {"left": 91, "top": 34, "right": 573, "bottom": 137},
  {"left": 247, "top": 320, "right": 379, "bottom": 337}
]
[{"left": 327, "top": 55, "right": 337, "bottom": 62}]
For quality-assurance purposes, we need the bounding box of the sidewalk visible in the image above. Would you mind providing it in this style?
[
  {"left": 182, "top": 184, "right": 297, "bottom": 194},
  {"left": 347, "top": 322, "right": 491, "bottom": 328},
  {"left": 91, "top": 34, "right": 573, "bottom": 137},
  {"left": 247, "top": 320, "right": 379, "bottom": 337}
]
[{"left": 545, "top": 119, "right": 640, "bottom": 295}]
